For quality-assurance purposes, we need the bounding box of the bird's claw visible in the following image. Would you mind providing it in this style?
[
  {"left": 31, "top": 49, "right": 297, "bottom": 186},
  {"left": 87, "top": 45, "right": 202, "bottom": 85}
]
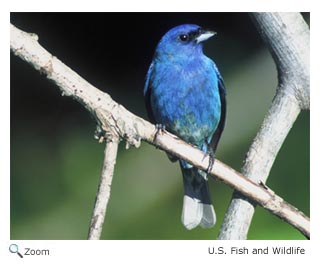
[
  {"left": 204, "top": 150, "right": 215, "bottom": 174},
  {"left": 153, "top": 124, "right": 166, "bottom": 143}
]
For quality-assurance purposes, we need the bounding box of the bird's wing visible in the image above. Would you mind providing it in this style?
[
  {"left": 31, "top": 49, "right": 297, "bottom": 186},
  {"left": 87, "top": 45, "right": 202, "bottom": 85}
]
[
  {"left": 209, "top": 71, "right": 226, "bottom": 153},
  {"left": 143, "top": 62, "right": 156, "bottom": 123}
]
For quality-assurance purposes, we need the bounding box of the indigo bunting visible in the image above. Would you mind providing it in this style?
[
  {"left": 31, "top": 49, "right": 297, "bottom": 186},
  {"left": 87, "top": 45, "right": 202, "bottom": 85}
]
[{"left": 144, "top": 24, "right": 226, "bottom": 230}]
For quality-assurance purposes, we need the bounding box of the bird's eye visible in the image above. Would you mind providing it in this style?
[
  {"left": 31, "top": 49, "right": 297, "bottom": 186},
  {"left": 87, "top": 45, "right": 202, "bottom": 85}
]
[{"left": 179, "top": 34, "right": 189, "bottom": 42}]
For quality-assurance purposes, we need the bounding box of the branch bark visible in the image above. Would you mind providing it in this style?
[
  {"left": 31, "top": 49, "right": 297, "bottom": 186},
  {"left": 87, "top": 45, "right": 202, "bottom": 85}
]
[
  {"left": 218, "top": 12, "right": 310, "bottom": 240},
  {"left": 10, "top": 22, "right": 310, "bottom": 239},
  {"left": 88, "top": 137, "right": 119, "bottom": 240}
]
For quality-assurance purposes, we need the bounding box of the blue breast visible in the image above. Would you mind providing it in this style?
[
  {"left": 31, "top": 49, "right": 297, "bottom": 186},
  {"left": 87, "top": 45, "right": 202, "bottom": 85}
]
[{"left": 149, "top": 56, "right": 221, "bottom": 148}]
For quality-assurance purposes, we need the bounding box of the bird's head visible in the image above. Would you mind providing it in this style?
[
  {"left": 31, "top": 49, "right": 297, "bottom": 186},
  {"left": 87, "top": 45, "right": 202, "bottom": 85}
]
[{"left": 155, "top": 24, "right": 216, "bottom": 60}]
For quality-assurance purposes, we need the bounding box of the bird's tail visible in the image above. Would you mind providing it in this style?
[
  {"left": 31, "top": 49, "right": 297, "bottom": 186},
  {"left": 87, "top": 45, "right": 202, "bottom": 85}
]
[{"left": 180, "top": 164, "right": 216, "bottom": 230}]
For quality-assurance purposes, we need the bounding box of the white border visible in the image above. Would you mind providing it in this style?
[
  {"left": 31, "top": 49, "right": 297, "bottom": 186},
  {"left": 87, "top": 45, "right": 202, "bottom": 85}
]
[{"left": 2, "top": 0, "right": 317, "bottom": 263}]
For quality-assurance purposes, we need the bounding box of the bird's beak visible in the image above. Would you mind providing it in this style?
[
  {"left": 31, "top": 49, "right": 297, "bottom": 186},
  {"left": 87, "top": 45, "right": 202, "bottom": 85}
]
[{"left": 196, "top": 30, "right": 217, "bottom": 44}]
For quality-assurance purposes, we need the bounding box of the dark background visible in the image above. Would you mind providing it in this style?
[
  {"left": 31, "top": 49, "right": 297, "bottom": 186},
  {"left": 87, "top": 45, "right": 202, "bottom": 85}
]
[{"left": 10, "top": 13, "right": 310, "bottom": 239}]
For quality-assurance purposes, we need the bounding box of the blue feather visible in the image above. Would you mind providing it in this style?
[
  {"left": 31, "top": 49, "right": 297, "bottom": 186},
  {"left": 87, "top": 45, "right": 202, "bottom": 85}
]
[{"left": 144, "top": 24, "right": 226, "bottom": 229}]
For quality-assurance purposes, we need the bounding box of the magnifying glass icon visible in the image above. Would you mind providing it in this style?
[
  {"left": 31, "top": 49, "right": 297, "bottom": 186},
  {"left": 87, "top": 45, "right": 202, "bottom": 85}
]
[{"left": 9, "top": 244, "right": 23, "bottom": 258}]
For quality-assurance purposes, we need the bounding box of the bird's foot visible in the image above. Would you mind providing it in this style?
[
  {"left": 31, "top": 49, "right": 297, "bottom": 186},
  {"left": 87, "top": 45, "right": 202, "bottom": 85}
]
[
  {"left": 153, "top": 124, "right": 166, "bottom": 144},
  {"left": 203, "top": 150, "right": 215, "bottom": 174}
]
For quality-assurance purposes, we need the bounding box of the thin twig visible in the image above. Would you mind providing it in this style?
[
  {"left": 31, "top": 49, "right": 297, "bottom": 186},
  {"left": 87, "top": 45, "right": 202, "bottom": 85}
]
[
  {"left": 88, "top": 137, "right": 119, "bottom": 240},
  {"left": 10, "top": 23, "right": 310, "bottom": 239}
]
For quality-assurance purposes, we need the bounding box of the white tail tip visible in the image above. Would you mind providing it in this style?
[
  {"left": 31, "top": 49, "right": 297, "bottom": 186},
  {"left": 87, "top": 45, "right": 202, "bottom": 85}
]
[{"left": 181, "top": 195, "right": 216, "bottom": 230}]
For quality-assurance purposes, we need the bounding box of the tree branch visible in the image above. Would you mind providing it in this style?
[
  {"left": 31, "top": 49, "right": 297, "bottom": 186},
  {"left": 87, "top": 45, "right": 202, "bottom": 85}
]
[
  {"left": 88, "top": 136, "right": 119, "bottom": 240},
  {"left": 218, "top": 12, "right": 310, "bottom": 240},
  {"left": 10, "top": 22, "right": 310, "bottom": 239}
]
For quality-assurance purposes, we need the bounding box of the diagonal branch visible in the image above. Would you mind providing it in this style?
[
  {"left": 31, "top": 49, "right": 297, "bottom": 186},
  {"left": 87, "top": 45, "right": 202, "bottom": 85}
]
[
  {"left": 218, "top": 12, "right": 310, "bottom": 240},
  {"left": 10, "top": 23, "right": 310, "bottom": 239}
]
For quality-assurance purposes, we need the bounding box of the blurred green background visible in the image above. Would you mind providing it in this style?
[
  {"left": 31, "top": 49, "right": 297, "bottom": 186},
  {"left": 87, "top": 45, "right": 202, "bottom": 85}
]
[{"left": 10, "top": 13, "right": 309, "bottom": 240}]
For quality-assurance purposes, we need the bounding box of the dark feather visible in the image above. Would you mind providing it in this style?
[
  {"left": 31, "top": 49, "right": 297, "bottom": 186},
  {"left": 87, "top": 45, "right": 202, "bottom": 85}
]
[{"left": 209, "top": 77, "right": 226, "bottom": 152}]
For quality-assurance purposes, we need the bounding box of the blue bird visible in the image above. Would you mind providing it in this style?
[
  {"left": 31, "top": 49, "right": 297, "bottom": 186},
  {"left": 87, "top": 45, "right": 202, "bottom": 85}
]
[{"left": 144, "top": 24, "right": 226, "bottom": 230}]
